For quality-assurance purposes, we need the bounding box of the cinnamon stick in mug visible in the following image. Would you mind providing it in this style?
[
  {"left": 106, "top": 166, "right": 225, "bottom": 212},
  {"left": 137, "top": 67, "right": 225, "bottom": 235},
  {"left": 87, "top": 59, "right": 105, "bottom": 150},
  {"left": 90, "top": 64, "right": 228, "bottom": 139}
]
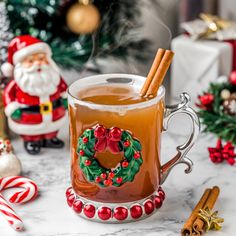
[
  {"left": 181, "top": 188, "right": 211, "bottom": 236},
  {"left": 140, "top": 48, "right": 165, "bottom": 97},
  {"left": 146, "top": 50, "right": 174, "bottom": 97}
]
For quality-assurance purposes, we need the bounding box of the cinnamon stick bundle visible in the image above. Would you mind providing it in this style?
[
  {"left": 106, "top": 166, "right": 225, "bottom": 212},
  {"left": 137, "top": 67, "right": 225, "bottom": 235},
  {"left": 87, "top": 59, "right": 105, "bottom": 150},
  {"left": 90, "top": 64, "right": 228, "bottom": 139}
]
[
  {"left": 140, "top": 48, "right": 174, "bottom": 98},
  {"left": 181, "top": 186, "right": 220, "bottom": 236}
]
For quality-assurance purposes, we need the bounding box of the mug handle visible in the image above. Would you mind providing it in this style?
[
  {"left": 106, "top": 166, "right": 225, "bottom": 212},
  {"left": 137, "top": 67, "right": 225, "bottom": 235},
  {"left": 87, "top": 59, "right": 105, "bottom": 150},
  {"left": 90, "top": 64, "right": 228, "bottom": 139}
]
[{"left": 160, "top": 93, "right": 200, "bottom": 184}]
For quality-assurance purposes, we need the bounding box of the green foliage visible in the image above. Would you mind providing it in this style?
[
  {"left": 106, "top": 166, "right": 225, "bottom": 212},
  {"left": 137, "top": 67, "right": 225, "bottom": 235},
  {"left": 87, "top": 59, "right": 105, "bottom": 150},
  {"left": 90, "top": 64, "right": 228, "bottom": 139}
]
[
  {"left": 198, "top": 82, "right": 236, "bottom": 145},
  {"left": 5, "top": 0, "right": 149, "bottom": 70},
  {"left": 77, "top": 127, "right": 143, "bottom": 187}
]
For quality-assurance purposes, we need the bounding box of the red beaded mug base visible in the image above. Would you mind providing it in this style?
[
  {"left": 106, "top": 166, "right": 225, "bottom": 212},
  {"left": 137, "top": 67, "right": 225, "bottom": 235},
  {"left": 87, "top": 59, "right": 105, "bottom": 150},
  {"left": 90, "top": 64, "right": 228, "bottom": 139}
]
[{"left": 66, "top": 186, "right": 165, "bottom": 223}]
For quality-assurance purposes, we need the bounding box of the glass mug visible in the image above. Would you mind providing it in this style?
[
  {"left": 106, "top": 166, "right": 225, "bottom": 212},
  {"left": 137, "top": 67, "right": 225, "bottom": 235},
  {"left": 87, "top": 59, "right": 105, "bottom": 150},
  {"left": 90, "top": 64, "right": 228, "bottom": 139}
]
[{"left": 67, "top": 74, "right": 200, "bottom": 223}]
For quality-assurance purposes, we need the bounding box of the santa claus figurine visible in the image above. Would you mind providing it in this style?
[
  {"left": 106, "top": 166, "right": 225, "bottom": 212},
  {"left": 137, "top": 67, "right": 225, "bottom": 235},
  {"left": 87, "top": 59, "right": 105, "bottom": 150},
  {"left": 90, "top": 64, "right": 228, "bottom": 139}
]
[{"left": 1, "top": 35, "right": 68, "bottom": 155}]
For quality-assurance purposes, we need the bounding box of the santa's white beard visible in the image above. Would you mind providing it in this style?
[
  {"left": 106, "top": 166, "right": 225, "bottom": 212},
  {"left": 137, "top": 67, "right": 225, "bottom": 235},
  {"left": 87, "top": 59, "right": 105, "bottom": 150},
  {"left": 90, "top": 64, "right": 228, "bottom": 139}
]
[{"left": 14, "top": 60, "right": 60, "bottom": 97}]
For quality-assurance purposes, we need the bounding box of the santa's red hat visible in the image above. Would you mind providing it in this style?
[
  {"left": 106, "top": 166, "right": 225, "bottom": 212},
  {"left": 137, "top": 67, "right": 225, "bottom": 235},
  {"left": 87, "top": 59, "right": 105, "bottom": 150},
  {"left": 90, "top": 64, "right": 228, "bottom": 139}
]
[{"left": 1, "top": 35, "right": 52, "bottom": 77}]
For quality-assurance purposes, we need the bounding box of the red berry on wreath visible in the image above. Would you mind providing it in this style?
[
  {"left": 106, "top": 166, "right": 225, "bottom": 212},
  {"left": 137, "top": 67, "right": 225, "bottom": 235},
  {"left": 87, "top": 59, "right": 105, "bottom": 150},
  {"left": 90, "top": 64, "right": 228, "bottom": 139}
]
[
  {"left": 104, "top": 179, "right": 112, "bottom": 186},
  {"left": 108, "top": 172, "right": 115, "bottom": 179},
  {"left": 123, "top": 140, "right": 130, "bottom": 147},
  {"left": 85, "top": 159, "right": 92, "bottom": 166},
  {"left": 79, "top": 150, "right": 85, "bottom": 156},
  {"left": 122, "top": 160, "right": 129, "bottom": 168},
  {"left": 82, "top": 137, "right": 89, "bottom": 143},
  {"left": 100, "top": 173, "right": 107, "bottom": 179},
  {"left": 134, "top": 152, "right": 140, "bottom": 159},
  {"left": 229, "top": 71, "right": 236, "bottom": 85},
  {"left": 95, "top": 176, "right": 101, "bottom": 183},
  {"left": 116, "top": 177, "right": 123, "bottom": 184},
  {"left": 94, "top": 125, "right": 106, "bottom": 138},
  {"left": 109, "top": 127, "right": 122, "bottom": 141}
]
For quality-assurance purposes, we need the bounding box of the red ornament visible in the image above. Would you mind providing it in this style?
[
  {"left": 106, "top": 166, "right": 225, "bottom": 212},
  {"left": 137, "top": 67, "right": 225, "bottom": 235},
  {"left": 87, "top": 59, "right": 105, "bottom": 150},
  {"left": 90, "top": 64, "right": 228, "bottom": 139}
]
[
  {"left": 158, "top": 190, "right": 165, "bottom": 201},
  {"left": 123, "top": 140, "right": 130, "bottom": 147},
  {"left": 82, "top": 137, "right": 89, "bottom": 144},
  {"left": 116, "top": 177, "right": 123, "bottom": 184},
  {"left": 109, "top": 127, "right": 122, "bottom": 141},
  {"left": 100, "top": 173, "right": 107, "bottom": 179},
  {"left": 154, "top": 196, "right": 162, "bottom": 209},
  {"left": 130, "top": 205, "right": 143, "bottom": 219},
  {"left": 134, "top": 152, "right": 141, "bottom": 159},
  {"left": 196, "top": 93, "right": 214, "bottom": 110},
  {"left": 108, "top": 172, "right": 115, "bottom": 179},
  {"left": 67, "top": 194, "right": 75, "bottom": 207},
  {"left": 94, "top": 125, "right": 106, "bottom": 138},
  {"left": 66, "top": 187, "right": 72, "bottom": 197},
  {"left": 122, "top": 160, "right": 129, "bottom": 168},
  {"left": 114, "top": 207, "right": 128, "bottom": 220},
  {"left": 144, "top": 200, "right": 154, "bottom": 215},
  {"left": 73, "top": 200, "right": 83, "bottom": 213},
  {"left": 79, "top": 150, "right": 85, "bottom": 156},
  {"left": 85, "top": 159, "right": 92, "bottom": 166},
  {"left": 104, "top": 179, "right": 113, "bottom": 186},
  {"left": 83, "top": 204, "right": 96, "bottom": 218},
  {"left": 95, "top": 176, "right": 101, "bottom": 183},
  {"left": 98, "top": 207, "right": 112, "bottom": 220},
  {"left": 229, "top": 71, "right": 236, "bottom": 85}
]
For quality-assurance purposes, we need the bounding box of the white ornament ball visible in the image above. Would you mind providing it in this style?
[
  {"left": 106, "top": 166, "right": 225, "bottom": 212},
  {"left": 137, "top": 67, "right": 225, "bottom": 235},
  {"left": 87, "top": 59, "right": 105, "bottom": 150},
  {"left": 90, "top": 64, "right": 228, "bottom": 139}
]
[
  {"left": 221, "top": 89, "right": 231, "bottom": 100},
  {"left": 0, "top": 153, "right": 22, "bottom": 177}
]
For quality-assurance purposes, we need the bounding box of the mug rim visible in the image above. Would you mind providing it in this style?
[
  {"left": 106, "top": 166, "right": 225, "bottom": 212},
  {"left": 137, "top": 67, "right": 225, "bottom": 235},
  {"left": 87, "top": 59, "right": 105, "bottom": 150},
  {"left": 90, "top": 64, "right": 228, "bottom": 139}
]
[{"left": 67, "top": 73, "right": 165, "bottom": 111}]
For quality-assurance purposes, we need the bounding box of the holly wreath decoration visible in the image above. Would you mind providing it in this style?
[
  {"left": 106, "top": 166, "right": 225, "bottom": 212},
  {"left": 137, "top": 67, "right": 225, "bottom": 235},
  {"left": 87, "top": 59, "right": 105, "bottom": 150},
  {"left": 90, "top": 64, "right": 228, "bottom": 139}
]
[
  {"left": 77, "top": 125, "right": 143, "bottom": 187},
  {"left": 196, "top": 71, "right": 236, "bottom": 165}
]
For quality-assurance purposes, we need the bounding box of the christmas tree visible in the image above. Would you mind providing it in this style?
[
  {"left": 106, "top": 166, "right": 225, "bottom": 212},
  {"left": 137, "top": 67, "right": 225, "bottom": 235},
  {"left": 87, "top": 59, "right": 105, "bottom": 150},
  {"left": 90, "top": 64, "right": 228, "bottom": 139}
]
[{"left": 3, "top": 0, "right": 148, "bottom": 70}]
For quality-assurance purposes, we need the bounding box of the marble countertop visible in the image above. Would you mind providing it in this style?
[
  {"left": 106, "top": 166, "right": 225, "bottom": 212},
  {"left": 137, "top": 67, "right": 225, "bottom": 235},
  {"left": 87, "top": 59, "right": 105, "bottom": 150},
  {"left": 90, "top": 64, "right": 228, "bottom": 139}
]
[{"left": 0, "top": 114, "right": 235, "bottom": 236}]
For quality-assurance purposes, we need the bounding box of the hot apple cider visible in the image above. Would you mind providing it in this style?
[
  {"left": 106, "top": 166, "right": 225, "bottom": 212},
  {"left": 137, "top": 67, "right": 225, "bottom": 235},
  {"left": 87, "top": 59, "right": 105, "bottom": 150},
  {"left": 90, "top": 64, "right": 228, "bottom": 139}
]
[{"left": 69, "top": 83, "right": 164, "bottom": 203}]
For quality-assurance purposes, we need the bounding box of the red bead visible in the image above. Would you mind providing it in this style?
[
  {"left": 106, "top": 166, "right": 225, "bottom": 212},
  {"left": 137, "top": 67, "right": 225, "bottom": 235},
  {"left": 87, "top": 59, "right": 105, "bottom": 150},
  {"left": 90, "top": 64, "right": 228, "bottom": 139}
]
[
  {"left": 116, "top": 177, "right": 123, "bottom": 184},
  {"left": 154, "top": 196, "right": 163, "bottom": 209},
  {"left": 94, "top": 125, "right": 106, "bottom": 138},
  {"left": 144, "top": 200, "right": 154, "bottom": 215},
  {"left": 85, "top": 159, "right": 92, "bottom": 166},
  {"left": 227, "top": 158, "right": 235, "bottom": 165},
  {"left": 158, "top": 190, "right": 165, "bottom": 201},
  {"left": 104, "top": 179, "right": 112, "bottom": 186},
  {"left": 123, "top": 140, "right": 130, "bottom": 147},
  {"left": 109, "top": 127, "right": 122, "bottom": 141},
  {"left": 98, "top": 207, "right": 112, "bottom": 220},
  {"left": 200, "top": 93, "right": 214, "bottom": 106},
  {"left": 229, "top": 71, "right": 236, "bottom": 85},
  {"left": 95, "top": 176, "right": 101, "bottom": 183},
  {"left": 73, "top": 200, "right": 83, "bottom": 213},
  {"left": 122, "top": 160, "right": 129, "bottom": 168},
  {"left": 67, "top": 194, "right": 75, "bottom": 207},
  {"left": 66, "top": 187, "right": 72, "bottom": 197},
  {"left": 83, "top": 204, "right": 96, "bottom": 218},
  {"left": 114, "top": 207, "right": 128, "bottom": 220},
  {"left": 108, "top": 172, "right": 115, "bottom": 179},
  {"left": 130, "top": 205, "right": 143, "bottom": 219},
  {"left": 100, "top": 173, "right": 107, "bottom": 179},
  {"left": 82, "top": 137, "right": 89, "bottom": 143},
  {"left": 134, "top": 152, "right": 140, "bottom": 159},
  {"left": 79, "top": 150, "right": 85, "bottom": 156}
]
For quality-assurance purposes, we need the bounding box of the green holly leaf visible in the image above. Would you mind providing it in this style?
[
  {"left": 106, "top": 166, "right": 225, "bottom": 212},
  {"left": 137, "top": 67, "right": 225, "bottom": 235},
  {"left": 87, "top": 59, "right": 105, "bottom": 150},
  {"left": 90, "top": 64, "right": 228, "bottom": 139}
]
[{"left": 132, "top": 140, "right": 142, "bottom": 151}]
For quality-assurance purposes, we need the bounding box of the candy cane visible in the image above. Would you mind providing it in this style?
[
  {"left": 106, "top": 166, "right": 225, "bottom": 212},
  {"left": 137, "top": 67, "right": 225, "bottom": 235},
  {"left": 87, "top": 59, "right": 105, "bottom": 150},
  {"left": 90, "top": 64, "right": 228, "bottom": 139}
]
[{"left": 0, "top": 176, "right": 38, "bottom": 231}]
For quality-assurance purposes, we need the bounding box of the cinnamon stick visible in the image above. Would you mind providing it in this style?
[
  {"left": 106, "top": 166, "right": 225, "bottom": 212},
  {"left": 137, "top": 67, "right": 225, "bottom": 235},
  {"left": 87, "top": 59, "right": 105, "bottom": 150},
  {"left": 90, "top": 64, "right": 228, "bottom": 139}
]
[
  {"left": 140, "top": 48, "right": 165, "bottom": 97},
  {"left": 193, "top": 186, "right": 220, "bottom": 235},
  {"left": 146, "top": 50, "right": 174, "bottom": 97},
  {"left": 181, "top": 189, "right": 211, "bottom": 236}
]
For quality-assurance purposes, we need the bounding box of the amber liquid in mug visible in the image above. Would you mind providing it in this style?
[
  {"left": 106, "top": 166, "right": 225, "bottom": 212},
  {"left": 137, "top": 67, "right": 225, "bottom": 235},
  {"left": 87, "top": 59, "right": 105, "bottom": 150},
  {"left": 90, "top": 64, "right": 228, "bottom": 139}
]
[{"left": 69, "top": 84, "right": 164, "bottom": 203}]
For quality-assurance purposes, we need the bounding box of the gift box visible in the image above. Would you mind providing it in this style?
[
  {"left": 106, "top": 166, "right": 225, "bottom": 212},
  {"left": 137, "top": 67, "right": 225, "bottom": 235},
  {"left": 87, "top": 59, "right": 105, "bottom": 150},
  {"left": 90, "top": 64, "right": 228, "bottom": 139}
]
[{"left": 171, "top": 35, "right": 234, "bottom": 100}]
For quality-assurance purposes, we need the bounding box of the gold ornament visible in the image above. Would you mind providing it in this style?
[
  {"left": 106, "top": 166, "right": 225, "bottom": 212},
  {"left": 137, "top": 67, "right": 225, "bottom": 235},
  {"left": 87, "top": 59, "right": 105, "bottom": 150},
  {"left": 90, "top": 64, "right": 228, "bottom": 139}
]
[
  {"left": 66, "top": 0, "right": 100, "bottom": 34},
  {"left": 220, "top": 89, "right": 231, "bottom": 100},
  {"left": 223, "top": 93, "right": 236, "bottom": 116},
  {"left": 198, "top": 207, "right": 224, "bottom": 232}
]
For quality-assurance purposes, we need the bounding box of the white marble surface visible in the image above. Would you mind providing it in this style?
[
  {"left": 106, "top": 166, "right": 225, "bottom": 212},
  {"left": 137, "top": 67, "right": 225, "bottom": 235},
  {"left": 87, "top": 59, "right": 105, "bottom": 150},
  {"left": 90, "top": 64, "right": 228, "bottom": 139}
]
[{"left": 0, "top": 113, "right": 235, "bottom": 236}]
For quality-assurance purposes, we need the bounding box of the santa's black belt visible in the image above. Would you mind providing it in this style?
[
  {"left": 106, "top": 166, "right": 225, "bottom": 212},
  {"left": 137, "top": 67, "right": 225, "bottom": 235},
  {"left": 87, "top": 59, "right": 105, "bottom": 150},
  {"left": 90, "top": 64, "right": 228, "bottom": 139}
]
[{"left": 20, "top": 98, "right": 63, "bottom": 115}]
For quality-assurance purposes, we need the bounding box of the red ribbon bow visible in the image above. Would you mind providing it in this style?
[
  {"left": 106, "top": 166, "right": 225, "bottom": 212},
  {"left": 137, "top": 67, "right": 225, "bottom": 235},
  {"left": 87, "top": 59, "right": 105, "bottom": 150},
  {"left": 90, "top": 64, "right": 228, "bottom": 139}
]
[
  {"left": 208, "top": 139, "right": 236, "bottom": 165},
  {"left": 94, "top": 125, "right": 122, "bottom": 154}
]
